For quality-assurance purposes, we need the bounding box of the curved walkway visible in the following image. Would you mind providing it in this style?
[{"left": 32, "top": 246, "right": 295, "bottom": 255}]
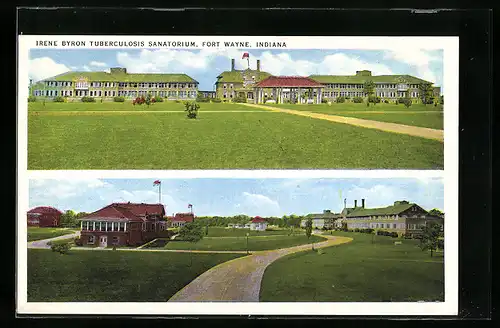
[
  {"left": 27, "top": 231, "right": 80, "bottom": 249},
  {"left": 242, "top": 103, "right": 444, "bottom": 142},
  {"left": 167, "top": 234, "right": 353, "bottom": 302}
]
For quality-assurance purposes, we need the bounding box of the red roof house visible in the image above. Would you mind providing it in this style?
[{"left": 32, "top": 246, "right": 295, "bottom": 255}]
[
  {"left": 27, "top": 206, "right": 63, "bottom": 227},
  {"left": 168, "top": 213, "right": 195, "bottom": 228},
  {"left": 255, "top": 76, "right": 324, "bottom": 88},
  {"left": 79, "top": 202, "right": 166, "bottom": 247},
  {"left": 249, "top": 216, "right": 268, "bottom": 231}
]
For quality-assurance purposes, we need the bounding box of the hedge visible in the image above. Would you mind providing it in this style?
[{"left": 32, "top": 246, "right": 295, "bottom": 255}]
[
  {"left": 211, "top": 98, "right": 222, "bottom": 103},
  {"left": 53, "top": 96, "right": 66, "bottom": 103},
  {"left": 81, "top": 96, "right": 96, "bottom": 103},
  {"left": 113, "top": 96, "right": 125, "bottom": 102},
  {"left": 353, "top": 96, "right": 364, "bottom": 103},
  {"left": 336, "top": 96, "right": 346, "bottom": 103},
  {"left": 232, "top": 96, "right": 247, "bottom": 103},
  {"left": 28, "top": 96, "right": 37, "bottom": 102}
]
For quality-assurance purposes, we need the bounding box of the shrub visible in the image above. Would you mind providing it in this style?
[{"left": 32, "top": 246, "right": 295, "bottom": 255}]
[
  {"left": 336, "top": 96, "right": 346, "bottom": 103},
  {"left": 184, "top": 101, "right": 200, "bottom": 119},
  {"left": 196, "top": 96, "right": 210, "bottom": 102},
  {"left": 81, "top": 96, "right": 96, "bottom": 103},
  {"left": 28, "top": 96, "right": 37, "bottom": 102},
  {"left": 175, "top": 100, "right": 181, "bottom": 103},
  {"left": 154, "top": 96, "right": 164, "bottom": 103},
  {"left": 132, "top": 96, "right": 145, "bottom": 106},
  {"left": 113, "top": 96, "right": 125, "bottom": 102},
  {"left": 321, "top": 98, "right": 328, "bottom": 104},
  {"left": 54, "top": 96, "right": 65, "bottom": 102},
  {"left": 368, "top": 95, "right": 381, "bottom": 104},
  {"left": 353, "top": 96, "right": 364, "bottom": 103},
  {"left": 437, "top": 239, "right": 444, "bottom": 250},
  {"left": 211, "top": 98, "right": 222, "bottom": 103},
  {"left": 74, "top": 237, "right": 83, "bottom": 246},
  {"left": 51, "top": 242, "right": 72, "bottom": 254},
  {"left": 354, "top": 228, "right": 360, "bottom": 232},
  {"left": 232, "top": 96, "right": 247, "bottom": 103}
]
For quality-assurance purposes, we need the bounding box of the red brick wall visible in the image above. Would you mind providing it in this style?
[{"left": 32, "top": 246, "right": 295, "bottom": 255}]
[
  {"left": 80, "top": 231, "right": 129, "bottom": 246},
  {"left": 27, "top": 213, "right": 61, "bottom": 227}
]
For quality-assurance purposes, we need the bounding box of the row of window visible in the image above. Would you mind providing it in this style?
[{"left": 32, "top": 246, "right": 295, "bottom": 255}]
[
  {"left": 348, "top": 223, "right": 426, "bottom": 229},
  {"left": 34, "top": 90, "right": 198, "bottom": 98},
  {"left": 323, "top": 83, "right": 421, "bottom": 89},
  {"left": 87, "top": 235, "right": 120, "bottom": 245},
  {"left": 44, "top": 81, "right": 197, "bottom": 88},
  {"left": 82, "top": 221, "right": 127, "bottom": 232}
]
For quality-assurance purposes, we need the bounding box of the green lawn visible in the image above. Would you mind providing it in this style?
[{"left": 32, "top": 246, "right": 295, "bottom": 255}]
[
  {"left": 205, "top": 227, "right": 303, "bottom": 237},
  {"left": 268, "top": 102, "right": 444, "bottom": 112},
  {"left": 260, "top": 232, "right": 444, "bottom": 302},
  {"left": 27, "top": 227, "right": 76, "bottom": 242},
  {"left": 166, "top": 235, "right": 326, "bottom": 251},
  {"left": 27, "top": 249, "right": 244, "bottom": 302},
  {"left": 28, "top": 102, "right": 444, "bottom": 169},
  {"left": 267, "top": 103, "right": 443, "bottom": 129}
]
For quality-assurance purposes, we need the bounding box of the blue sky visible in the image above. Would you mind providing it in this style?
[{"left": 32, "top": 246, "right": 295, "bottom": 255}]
[
  {"left": 28, "top": 48, "right": 444, "bottom": 92},
  {"left": 29, "top": 177, "right": 444, "bottom": 216}
]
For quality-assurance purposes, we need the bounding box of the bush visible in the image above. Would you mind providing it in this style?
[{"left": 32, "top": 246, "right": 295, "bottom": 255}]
[
  {"left": 154, "top": 96, "right": 164, "bottom": 102},
  {"left": 437, "top": 239, "right": 444, "bottom": 250},
  {"left": 232, "top": 96, "right": 247, "bottom": 103},
  {"left": 353, "top": 96, "right": 364, "bottom": 103},
  {"left": 211, "top": 98, "right": 222, "bottom": 103},
  {"left": 384, "top": 99, "right": 389, "bottom": 103},
  {"left": 368, "top": 95, "right": 381, "bottom": 104},
  {"left": 354, "top": 228, "right": 360, "bottom": 232},
  {"left": 359, "top": 228, "right": 374, "bottom": 234},
  {"left": 28, "top": 96, "right": 37, "bottom": 102},
  {"left": 113, "top": 96, "right": 125, "bottom": 102},
  {"left": 175, "top": 99, "right": 181, "bottom": 103},
  {"left": 51, "top": 242, "right": 72, "bottom": 254},
  {"left": 321, "top": 98, "right": 328, "bottom": 104},
  {"left": 196, "top": 96, "right": 210, "bottom": 102},
  {"left": 132, "top": 96, "right": 145, "bottom": 105},
  {"left": 54, "top": 96, "right": 65, "bottom": 102},
  {"left": 336, "top": 96, "right": 346, "bottom": 103},
  {"left": 81, "top": 96, "right": 96, "bottom": 103},
  {"left": 184, "top": 101, "right": 200, "bottom": 119},
  {"left": 74, "top": 237, "right": 83, "bottom": 246}
]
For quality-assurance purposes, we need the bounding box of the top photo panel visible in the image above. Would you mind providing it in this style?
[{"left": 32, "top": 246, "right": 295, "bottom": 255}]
[{"left": 21, "top": 36, "right": 452, "bottom": 170}]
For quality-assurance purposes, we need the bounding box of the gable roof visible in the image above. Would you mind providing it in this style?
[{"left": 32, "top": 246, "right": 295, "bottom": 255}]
[
  {"left": 310, "top": 74, "right": 433, "bottom": 85},
  {"left": 345, "top": 202, "right": 423, "bottom": 218},
  {"left": 216, "top": 69, "right": 272, "bottom": 83},
  {"left": 38, "top": 71, "right": 198, "bottom": 83},
  {"left": 251, "top": 216, "right": 267, "bottom": 223},
  {"left": 170, "top": 213, "right": 195, "bottom": 222},
  {"left": 305, "top": 212, "right": 342, "bottom": 219},
  {"left": 256, "top": 76, "right": 324, "bottom": 88},
  {"left": 80, "top": 203, "right": 165, "bottom": 222}
]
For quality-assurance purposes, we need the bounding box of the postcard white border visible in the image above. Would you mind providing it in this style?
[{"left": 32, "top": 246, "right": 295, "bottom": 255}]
[{"left": 17, "top": 35, "right": 459, "bottom": 316}]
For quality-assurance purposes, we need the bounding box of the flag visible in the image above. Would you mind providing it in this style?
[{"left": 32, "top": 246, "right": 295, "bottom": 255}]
[
  {"left": 188, "top": 204, "right": 193, "bottom": 208},
  {"left": 153, "top": 180, "right": 161, "bottom": 186},
  {"left": 242, "top": 52, "right": 249, "bottom": 59}
]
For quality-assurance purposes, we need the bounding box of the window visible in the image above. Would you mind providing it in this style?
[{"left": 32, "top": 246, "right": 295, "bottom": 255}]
[
  {"left": 88, "top": 235, "right": 95, "bottom": 244},
  {"left": 112, "top": 236, "right": 119, "bottom": 245},
  {"left": 393, "top": 224, "right": 397, "bottom": 229}
]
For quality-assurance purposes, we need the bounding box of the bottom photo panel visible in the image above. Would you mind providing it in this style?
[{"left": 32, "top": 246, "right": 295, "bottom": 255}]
[{"left": 23, "top": 176, "right": 446, "bottom": 307}]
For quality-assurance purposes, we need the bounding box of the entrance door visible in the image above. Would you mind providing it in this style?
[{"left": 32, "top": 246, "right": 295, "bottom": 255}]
[{"left": 99, "top": 235, "right": 107, "bottom": 247}]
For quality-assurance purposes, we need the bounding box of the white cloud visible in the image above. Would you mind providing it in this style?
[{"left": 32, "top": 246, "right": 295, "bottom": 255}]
[
  {"left": 383, "top": 49, "right": 442, "bottom": 85},
  {"left": 238, "top": 192, "right": 281, "bottom": 216},
  {"left": 28, "top": 57, "right": 70, "bottom": 82},
  {"left": 89, "top": 61, "right": 107, "bottom": 67}
]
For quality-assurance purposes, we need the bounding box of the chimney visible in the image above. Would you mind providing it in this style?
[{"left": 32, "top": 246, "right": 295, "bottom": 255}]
[
  {"left": 362, "top": 199, "right": 365, "bottom": 208},
  {"left": 257, "top": 59, "right": 261, "bottom": 71},
  {"left": 354, "top": 200, "right": 358, "bottom": 208},
  {"left": 231, "top": 59, "right": 235, "bottom": 71}
]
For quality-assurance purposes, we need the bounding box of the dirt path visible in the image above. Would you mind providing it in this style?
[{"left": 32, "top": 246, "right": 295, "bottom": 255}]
[
  {"left": 167, "top": 234, "right": 353, "bottom": 302},
  {"left": 243, "top": 103, "right": 444, "bottom": 142},
  {"left": 27, "top": 231, "right": 80, "bottom": 249}
]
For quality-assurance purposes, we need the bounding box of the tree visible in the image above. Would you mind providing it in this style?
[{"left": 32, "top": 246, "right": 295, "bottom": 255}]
[
  {"left": 419, "top": 221, "right": 442, "bottom": 257},
  {"left": 60, "top": 210, "right": 78, "bottom": 228},
  {"left": 440, "top": 95, "right": 444, "bottom": 105},
  {"left": 428, "top": 208, "right": 444, "bottom": 217},
  {"left": 205, "top": 223, "right": 209, "bottom": 236},
  {"left": 178, "top": 222, "right": 204, "bottom": 266},
  {"left": 419, "top": 83, "right": 435, "bottom": 105},
  {"left": 184, "top": 101, "right": 200, "bottom": 119},
  {"left": 305, "top": 218, "right": 314, "bottom": 250}
]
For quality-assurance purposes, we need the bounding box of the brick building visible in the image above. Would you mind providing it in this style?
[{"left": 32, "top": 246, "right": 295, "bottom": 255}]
[{"left": 27, "top": 206, "right": 63, "bottom": 227}]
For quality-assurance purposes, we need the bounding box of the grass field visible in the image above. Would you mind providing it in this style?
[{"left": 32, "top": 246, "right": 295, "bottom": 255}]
[
  {"left": 267, "top": 103, "right": 443, "bottom": 129},
  {"left": 205, "top": 227, "right": 303, "bottom": 237},
  {"left": 27, "top": 227, "right": 76, "bottom": 242},
  {"left": 260, "top": 232, "right": 444, "bottom": 302},
  {"left": 27, "top": 249, "right": 244, "bottom": 302},
  {"left": 166, "top": 235, "right": 326, "bottom": 251},
  {"left": 28, "top": 102, "right": 444, "bottom": 169}
]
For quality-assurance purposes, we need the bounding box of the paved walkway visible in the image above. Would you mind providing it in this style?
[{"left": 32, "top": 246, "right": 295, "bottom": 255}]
[
  {"left": 167, "top": 234, "right": 353, "bottom": 302},
  {"left": 27, "top": 231, "right": 80, "bottom": 249},
  {"left": 242, "top": 103, "right": 444, "bottom": 142},
  {"left": 32, "top": 110, "right": 271, "bottom": 115}
]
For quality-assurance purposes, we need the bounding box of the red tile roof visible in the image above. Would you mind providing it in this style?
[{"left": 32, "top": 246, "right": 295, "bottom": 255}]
[
  {"left": 251, "top": 216, "right": 267, "bottom": 223},
  {"left": 170, "top": 213, "right": 195, "bottom": 222},
  {"left": 255, "top": 76, "right": 324, "bottom": 88},
  {"left": 27, "top": 206, "right": 63, "bottom": 215},
  {"left": 81, "top": 203, "right": 165, "bottom": 222}
]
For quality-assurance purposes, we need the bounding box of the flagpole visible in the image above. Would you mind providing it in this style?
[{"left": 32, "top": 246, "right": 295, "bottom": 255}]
[
  {"left": 159, "top": 183, "right": 161, "bottom": 204},
  {"left": 247, "top": 57, "right": 250, "bottom": 69}
]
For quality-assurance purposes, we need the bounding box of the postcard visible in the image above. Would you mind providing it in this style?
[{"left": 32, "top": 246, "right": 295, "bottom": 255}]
[{"left": 17, "top": 35, "right": 459, "bottom": 316}]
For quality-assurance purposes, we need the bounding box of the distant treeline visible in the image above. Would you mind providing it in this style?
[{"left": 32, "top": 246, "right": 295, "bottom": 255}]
[{"left": 188, "top": 215, "right": 305, "bottom": 228}]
